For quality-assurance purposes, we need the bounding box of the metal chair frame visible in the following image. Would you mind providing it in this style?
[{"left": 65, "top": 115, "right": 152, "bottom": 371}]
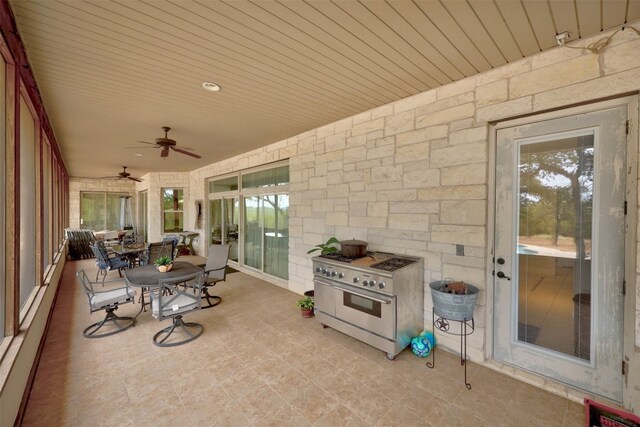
[
  {"left": 92, "top": 241, "right": 129, "bottom": 285},
  {"left": 201, "top": 244, "right": 230, "bottom": 309},
  {"left": 150, "top": 271, "right": 204, "bottom": 347},
  {"left": 77, "top": 269, "right": 136, "bottom": 338}
]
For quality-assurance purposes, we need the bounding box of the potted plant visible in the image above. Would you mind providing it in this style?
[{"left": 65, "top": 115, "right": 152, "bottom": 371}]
[
  {"left": 306, "top": 236, "right": 340, "bottom": 255},
  {"left": 154, "top": 256, "right": 173, "bottom": 273},
  {"left": 296, "top": 296, "right": 314, "bottom": 318}
]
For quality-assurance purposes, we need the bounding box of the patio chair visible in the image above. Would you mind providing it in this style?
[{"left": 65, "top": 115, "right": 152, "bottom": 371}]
[
  {"left": 77, "top": 269, "right": 136, "bottom": 338},
  {"left": 163, "top": 235, "right": 179, "bottom": 258},
  {"left": 201, "top": 244, "right": 230, "bottom": 309},
  {"left": 141, "top": 240, "right": 174, "bottom": 265},
  {"left": 149, "top": 270, "right": 205, "bottom": 347},
  {"left": 92, "top": 240, "right": 129, "bottom": 285}
]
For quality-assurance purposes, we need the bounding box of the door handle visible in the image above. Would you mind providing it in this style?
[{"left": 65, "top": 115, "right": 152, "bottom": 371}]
[{"left": 496, "top": 271, "right": 511, "bottom": 281}]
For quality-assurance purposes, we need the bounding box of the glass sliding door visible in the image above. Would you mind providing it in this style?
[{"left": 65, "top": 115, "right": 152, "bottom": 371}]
[
  {"left": 264, "top": 194, "right": 288, "bottom": 279},
  {"left": 210, "top": 197, "right": 240, "bottom": 262},
  {"left": 80, "top": 192, "right": 105, "bottom": 230},
  {"left": 243, "top": 194, "right": 288, "bottom": 280},
  {"left": 80, "top": 192, "right": 128, "bottom": 231},
  {"left": 208, "top": 162, "right": 289, "bottom": 280},
  {"left": 210, "top": 199, "right": 222, "bottom": 244},
  {"left": 224, "top": 198, "right": 239, "bottom": 262},
  {"left": 244, "top": 196, "right": 262, "bottom": 270}
]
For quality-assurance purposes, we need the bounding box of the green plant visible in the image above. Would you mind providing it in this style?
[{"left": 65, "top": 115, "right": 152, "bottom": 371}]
[
  {"left": 296, "top": 296, "right": 314, "bottom": 310},
  {"left": 306, "top": 236, "right": 340, "bottom": 255},
  {"left": 154, "top": 256, "right": 172, "bottom": 266}
]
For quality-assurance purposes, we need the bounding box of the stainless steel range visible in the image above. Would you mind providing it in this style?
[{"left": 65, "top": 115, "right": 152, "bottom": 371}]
[{"left": 313, "top": 251, "right": 424, "bottom": 360}]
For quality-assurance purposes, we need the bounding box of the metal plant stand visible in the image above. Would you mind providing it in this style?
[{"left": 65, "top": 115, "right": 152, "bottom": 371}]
[{"left": 426, "top": 308, "right": 475, "bottom": 390}]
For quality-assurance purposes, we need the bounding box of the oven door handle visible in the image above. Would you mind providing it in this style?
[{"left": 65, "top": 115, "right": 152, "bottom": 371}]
[
  {"left": 314, "top": 278, "right": 337, "bottom": 288},
  {"left": 335, "top": 286, "right": 392, "bottom": 304}
]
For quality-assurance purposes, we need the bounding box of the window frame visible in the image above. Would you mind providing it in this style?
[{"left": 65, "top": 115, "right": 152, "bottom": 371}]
[
  {"left": 79, "top": 191, "right": 129, "bottom": 231},
  {"left": 161, "top": 187, "right": 184, "bottom": 234},
  {"left": 18, "top": 87, "right": 41, "bottom": 319}
]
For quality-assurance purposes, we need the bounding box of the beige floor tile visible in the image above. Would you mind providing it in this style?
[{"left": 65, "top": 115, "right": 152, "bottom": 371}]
[
  {"left": 376, "top": 403, "right": 430, "bottom": 427},
  {"left": 22, "top": 259, "right": 593, "bottom": 427},
  {"left": 314, "top": 404, "right": 368, "bottom": 427}
]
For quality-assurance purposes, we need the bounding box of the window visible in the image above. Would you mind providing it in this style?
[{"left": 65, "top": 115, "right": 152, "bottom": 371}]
[
  {"left": 0, "top": 56, "right": 5, "bottom": 339},
  {"left": 162, "top": 188, "right": 184, "bottom": 233},
  {"left": 208, "top": 176, "right": 238, "bottom": 193},
  {"left": 242, "top": 165, "right": 289, "bottom": 189},
  {"left": 80, "top": 192, "right": 128, "bottom": 231},
  {"left": 42, "top": 141, "right": 51, "bottom": 275},
  {"left": 19, "top": 95, "right": 37, "bottom": 309}
]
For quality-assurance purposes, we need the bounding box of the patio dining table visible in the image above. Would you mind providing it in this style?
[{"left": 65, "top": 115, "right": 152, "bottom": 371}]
[
  {"left": 124, "top": 261, "right": 203, "bottom": 317},
  {"left": 112, "top": 242, "right": 148, "bottom": 267}
]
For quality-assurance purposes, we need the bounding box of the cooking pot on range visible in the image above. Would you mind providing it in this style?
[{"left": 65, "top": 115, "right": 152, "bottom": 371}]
[{"left": 341, "top": 239, "right": 368, "bottom": 258}]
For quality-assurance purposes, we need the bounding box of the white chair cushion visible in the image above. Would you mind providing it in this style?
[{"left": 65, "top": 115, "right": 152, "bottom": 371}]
[
  {"left": 90, "top": 287, "right": 136, "bottom": 310},
  {"left": 152, "top": 294, "right": 198, "bottom": 318}
]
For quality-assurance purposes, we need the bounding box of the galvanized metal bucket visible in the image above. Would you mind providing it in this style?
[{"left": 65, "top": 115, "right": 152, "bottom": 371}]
[{"left": 429, "top": 280, "right": 479, "bottom": 321}]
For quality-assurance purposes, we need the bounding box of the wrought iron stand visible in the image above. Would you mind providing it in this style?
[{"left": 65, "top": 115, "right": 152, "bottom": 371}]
[{"left": 426, "top": 308, "right": 475, "bottom": 390}]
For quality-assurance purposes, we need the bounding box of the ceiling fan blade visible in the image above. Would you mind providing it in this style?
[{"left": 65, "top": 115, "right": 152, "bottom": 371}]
[
  {"left": 171, "top": 146, "right": 202, "bottom": 159},
  {"left": 136, "top": 140, "right": 159, "bottom": 146},
  {"left": 161, "top": 147, "right": 169, "bottom": 158},
  {"left": 99, "top": 175, "right": 120, "bottom": 179},
  {"left": 127, "top": 177, "right": 143, "bottom": 182},
  {"left": 125, "top": 146, "right": 159, "bottom": 150}
]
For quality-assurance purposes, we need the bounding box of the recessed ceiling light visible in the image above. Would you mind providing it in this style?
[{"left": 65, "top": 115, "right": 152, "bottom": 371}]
[
  {"left": 202, "top": 82, "right": 221, "bottom": 92},
  {"left": 134, "top": 153, "right": 142, "bottom": 157}
]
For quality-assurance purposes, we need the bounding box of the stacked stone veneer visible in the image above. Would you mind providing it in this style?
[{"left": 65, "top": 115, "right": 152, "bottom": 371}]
[
  {"left": 186, "top": 25, "right": 640, "bottom": 388},
  {"left": 68, "top": 178, "right": 136, "bottom": 230}
]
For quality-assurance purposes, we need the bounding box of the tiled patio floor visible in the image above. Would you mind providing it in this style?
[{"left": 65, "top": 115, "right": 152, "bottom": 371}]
[{"left": 22, "top": 259, "right": 585, "bottom": 426}]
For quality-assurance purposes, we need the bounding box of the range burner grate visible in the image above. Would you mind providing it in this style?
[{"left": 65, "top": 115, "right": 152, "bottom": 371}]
[
  {"left": 318, "top": 251, "right": 374, "bottom": 263},
  {"left": 371, "top": 257, "right": 416, "bottom": 272}
]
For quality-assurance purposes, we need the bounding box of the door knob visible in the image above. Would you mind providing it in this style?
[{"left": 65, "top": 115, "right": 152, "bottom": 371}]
[{"left": 496, "top": 271, "right": 511, "bottom": 281}]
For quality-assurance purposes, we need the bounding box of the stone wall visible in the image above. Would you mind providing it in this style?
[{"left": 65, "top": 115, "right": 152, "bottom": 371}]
[{"left": 188, "top": 25, "right": 640, "bottom": 404}]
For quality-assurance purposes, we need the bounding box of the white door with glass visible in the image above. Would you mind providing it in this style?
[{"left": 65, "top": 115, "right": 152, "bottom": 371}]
[
  {"left": 494, "top": 106, "right": 627, "bottom": 402},
  {"left": 210, "top": 197, "right": 239, "bottom": 262}
]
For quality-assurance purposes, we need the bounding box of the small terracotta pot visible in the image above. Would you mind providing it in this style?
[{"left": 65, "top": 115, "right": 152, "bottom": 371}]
[{"left": 301, "top": 308, "right": 314, "bottom": 318}]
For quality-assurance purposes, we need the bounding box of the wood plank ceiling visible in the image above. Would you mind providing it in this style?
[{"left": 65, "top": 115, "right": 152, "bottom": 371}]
[{"left": 9, "top": 0, "right": 640, "bottom": 178}]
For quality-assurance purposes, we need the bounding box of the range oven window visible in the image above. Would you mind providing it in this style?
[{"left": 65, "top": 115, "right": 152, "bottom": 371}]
[{"left": 343, "top": 292, "right": 382, "bottom": 318}]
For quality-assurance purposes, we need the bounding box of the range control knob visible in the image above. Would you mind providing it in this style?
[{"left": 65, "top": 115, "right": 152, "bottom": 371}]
[
  {"left": 369, "top": 280, "right": 376, "bottom": 287},
  {"left": 353, "top": 277, "right": 359, "bottom": 283},
  {"left": 362, "top": 280, "right": 369, "bottom": 286},
  {"left": 315, "top": 267, "right": 321, "bottom": 273},
  {"left": 321, "top": 268, "right": 327, "bottom": 274},
  {"left": 378, "top": 282, "right": 386, "bottom": 289},
  {"left": 331, "top": 271, "right": 337, "bottom": 277},
  {"left": 338, "top": 273, "right": 344, "bottom": 279},
  {"left": 325, "top": 271, "right": 332, "bottom": 277}
]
